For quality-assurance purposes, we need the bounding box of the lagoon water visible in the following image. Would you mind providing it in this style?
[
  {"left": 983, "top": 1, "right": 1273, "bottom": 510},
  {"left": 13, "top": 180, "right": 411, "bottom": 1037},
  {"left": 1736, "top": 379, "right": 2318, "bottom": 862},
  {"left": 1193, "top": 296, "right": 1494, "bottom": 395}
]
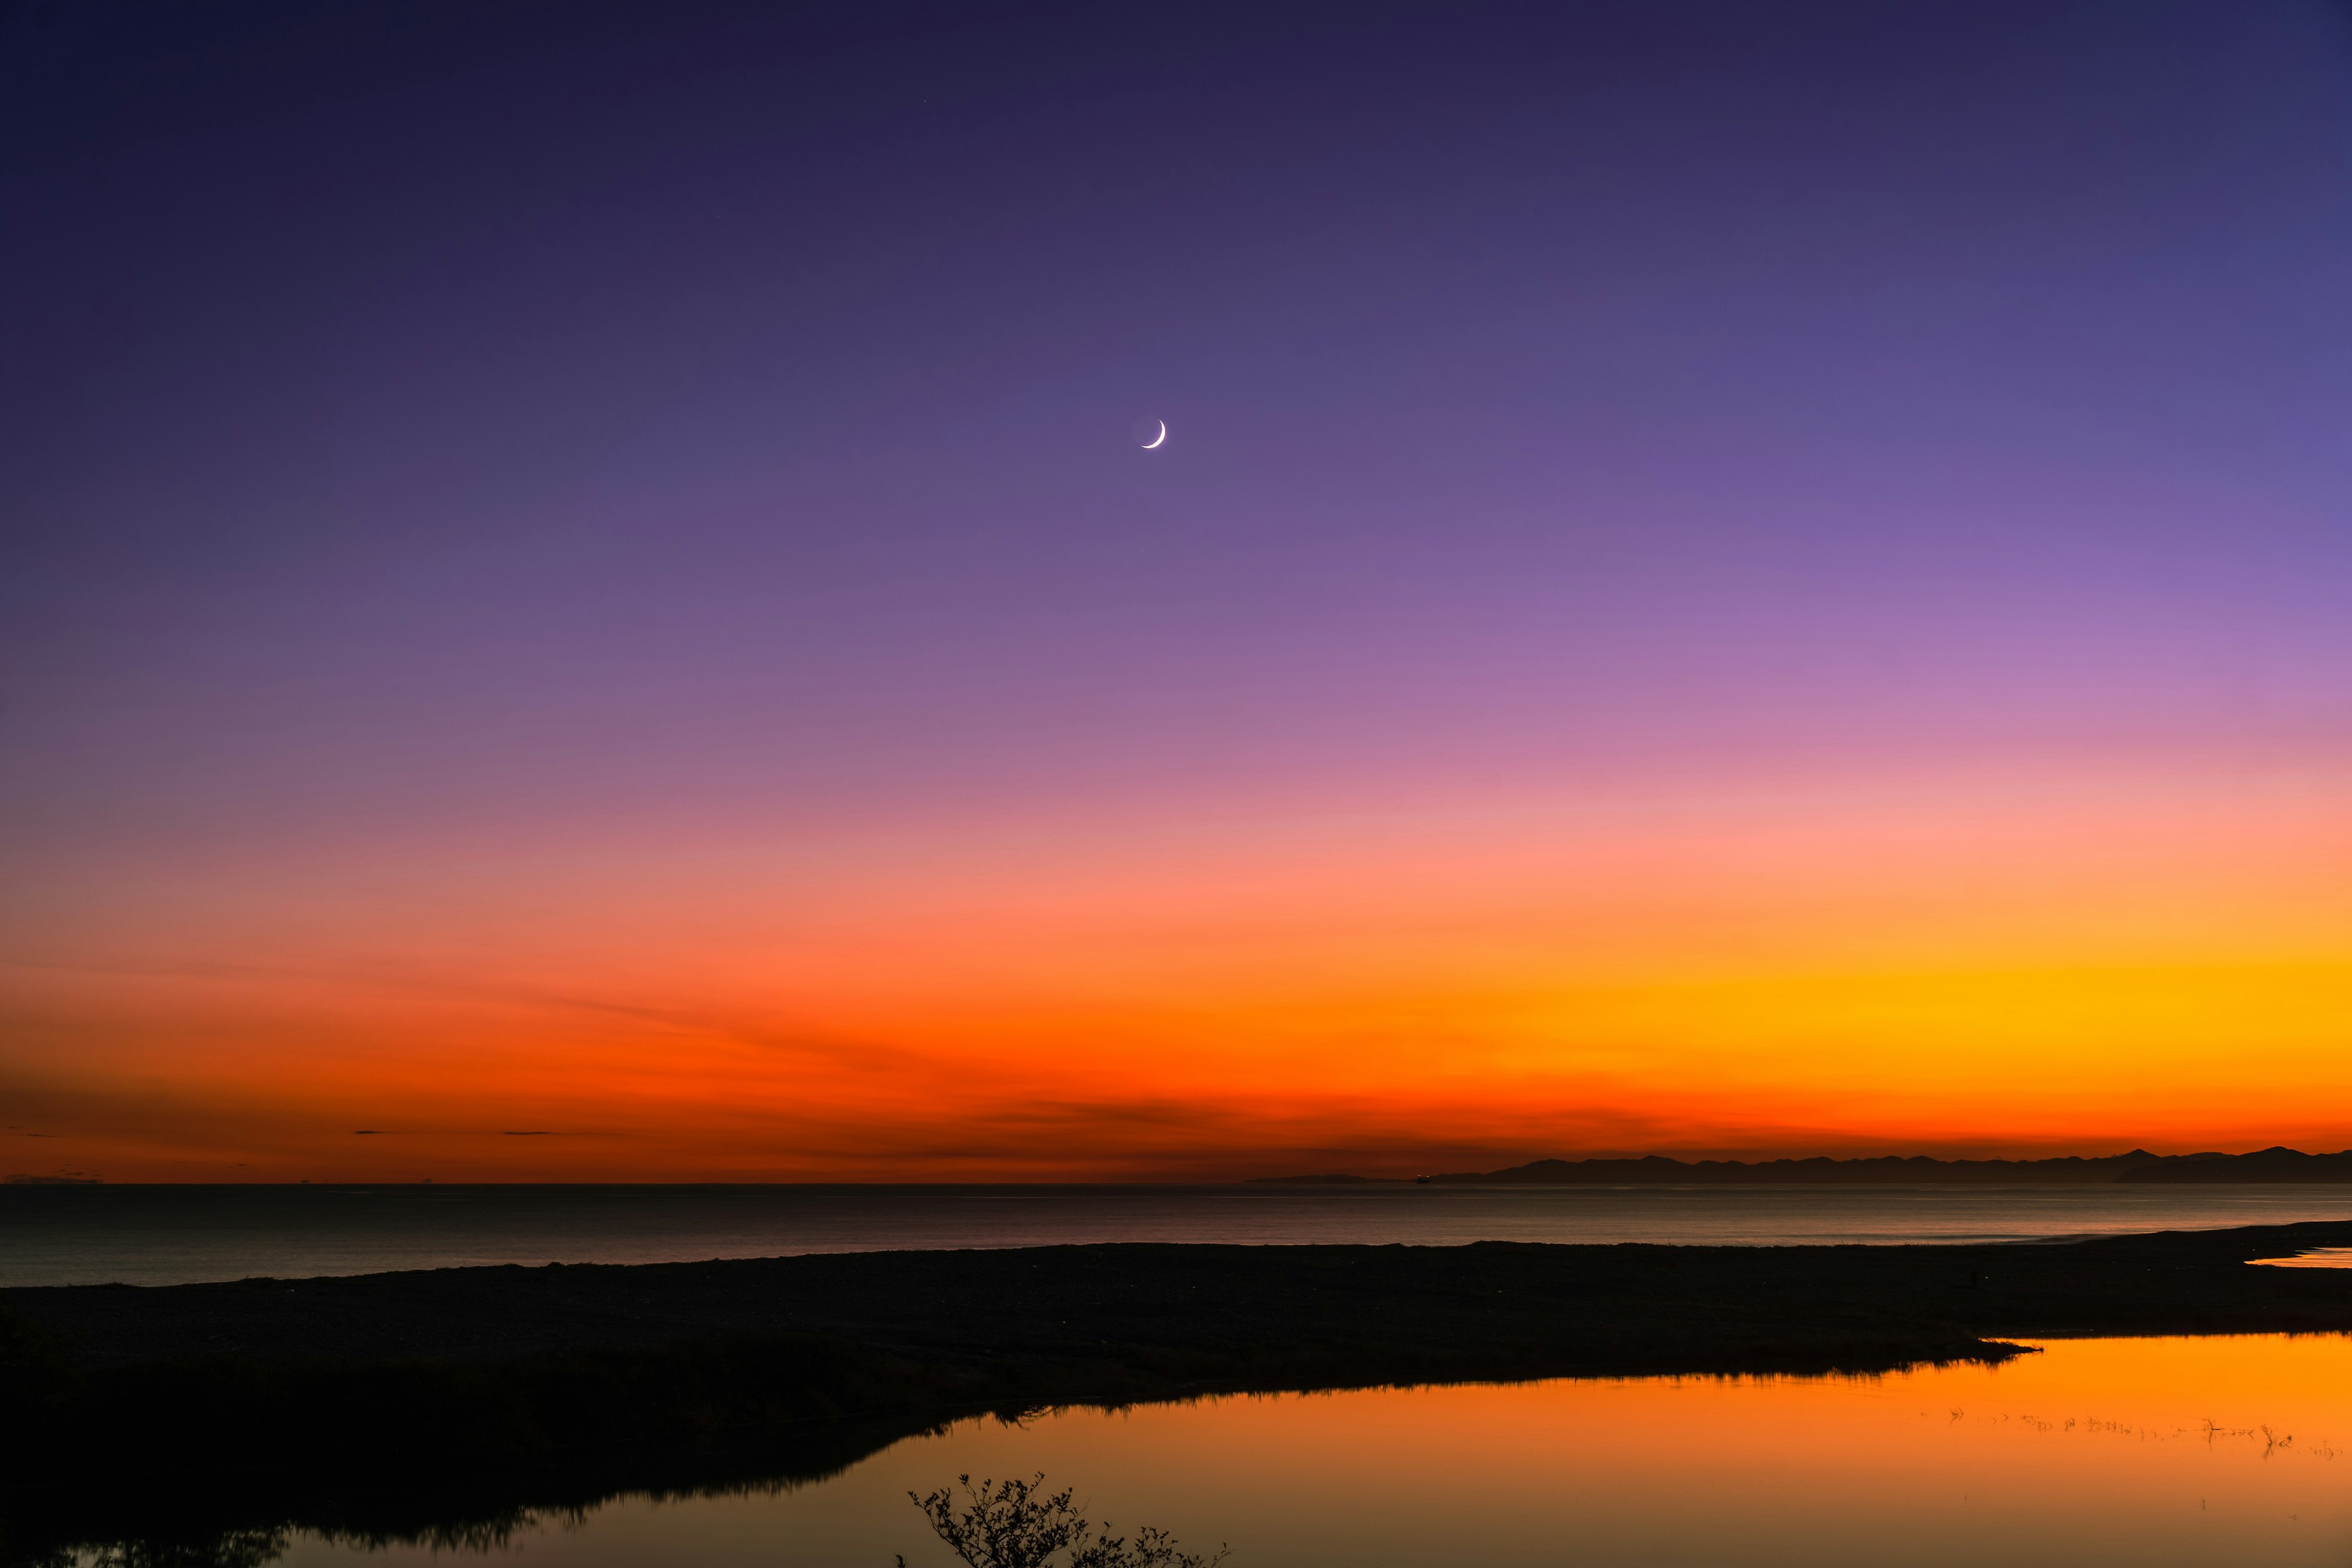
[
  {"left": 21, "top": 1191, "right": 2352, "bottom": 1564},
  {"left": 13, "top": 1183, "right": 2352, "bottom": 1287},
  {"left": 252, "top": 1334, "right": 2352, "bottom": 1568}
]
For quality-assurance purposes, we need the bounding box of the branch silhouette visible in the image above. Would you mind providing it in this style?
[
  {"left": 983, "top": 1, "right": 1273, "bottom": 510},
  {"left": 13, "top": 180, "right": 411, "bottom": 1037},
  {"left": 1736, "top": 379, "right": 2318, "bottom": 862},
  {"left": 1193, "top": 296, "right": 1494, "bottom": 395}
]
[{"left": 896, "top": 1474, "right": 1228, "bottom": 1568}]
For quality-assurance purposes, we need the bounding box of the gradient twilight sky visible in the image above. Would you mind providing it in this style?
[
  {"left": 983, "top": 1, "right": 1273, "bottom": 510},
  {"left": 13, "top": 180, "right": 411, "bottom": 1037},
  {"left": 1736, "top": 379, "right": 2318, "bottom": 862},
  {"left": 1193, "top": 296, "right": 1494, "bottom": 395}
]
[{"left": 4, "top": 0, "right": 2351, "bottom": 1180}]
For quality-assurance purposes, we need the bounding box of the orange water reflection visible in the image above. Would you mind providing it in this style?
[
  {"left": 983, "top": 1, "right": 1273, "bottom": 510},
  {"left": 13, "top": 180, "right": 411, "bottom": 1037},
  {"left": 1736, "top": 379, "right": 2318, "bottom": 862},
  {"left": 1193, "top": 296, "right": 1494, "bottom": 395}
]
[{"left": 284, "top": 1335, "right": 2352, "bottom": 1567}]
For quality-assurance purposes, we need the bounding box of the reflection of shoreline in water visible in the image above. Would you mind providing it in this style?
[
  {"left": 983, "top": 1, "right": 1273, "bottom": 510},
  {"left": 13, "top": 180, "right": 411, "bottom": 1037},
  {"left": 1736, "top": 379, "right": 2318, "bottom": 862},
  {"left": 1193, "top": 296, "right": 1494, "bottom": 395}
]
[
  {"left": 2248, "top": 1248, "right": 2352, "bottom": 1268},
  {"left": 27, "top": 1336, "right": 2352, "bottom": 1568},
  {"left": 1, "top": 1411, "right": 942, "bottom": 1568}
]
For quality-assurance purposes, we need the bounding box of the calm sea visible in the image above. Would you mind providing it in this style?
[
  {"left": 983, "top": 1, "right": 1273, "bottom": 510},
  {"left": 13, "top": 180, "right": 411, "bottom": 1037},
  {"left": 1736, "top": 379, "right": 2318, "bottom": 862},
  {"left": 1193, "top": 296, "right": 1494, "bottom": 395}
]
[{"left": 9, "top": 1182, "right": 2352, "bottom": 1288}]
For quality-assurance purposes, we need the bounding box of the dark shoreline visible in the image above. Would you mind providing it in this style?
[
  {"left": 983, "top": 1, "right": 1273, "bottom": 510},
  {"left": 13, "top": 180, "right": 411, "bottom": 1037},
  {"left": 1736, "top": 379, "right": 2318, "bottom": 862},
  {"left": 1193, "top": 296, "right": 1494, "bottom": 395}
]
[{"left": 6, "top": 1220, "right": 2352, "bottom": 1565}]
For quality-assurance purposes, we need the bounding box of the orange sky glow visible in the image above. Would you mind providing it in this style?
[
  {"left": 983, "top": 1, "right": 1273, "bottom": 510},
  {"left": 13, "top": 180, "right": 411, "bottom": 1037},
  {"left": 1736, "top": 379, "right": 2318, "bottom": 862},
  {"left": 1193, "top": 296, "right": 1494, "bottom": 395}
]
[{"left": 8, "top": 750, "right": 2349, "bottom": 1182}]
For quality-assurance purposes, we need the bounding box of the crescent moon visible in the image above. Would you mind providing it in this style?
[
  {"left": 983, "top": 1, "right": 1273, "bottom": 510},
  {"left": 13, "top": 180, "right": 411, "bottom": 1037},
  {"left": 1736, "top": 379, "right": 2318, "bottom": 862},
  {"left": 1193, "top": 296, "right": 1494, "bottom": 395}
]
[{"left": 1141, "top": 420, "right": 1166, "bottom": 449}]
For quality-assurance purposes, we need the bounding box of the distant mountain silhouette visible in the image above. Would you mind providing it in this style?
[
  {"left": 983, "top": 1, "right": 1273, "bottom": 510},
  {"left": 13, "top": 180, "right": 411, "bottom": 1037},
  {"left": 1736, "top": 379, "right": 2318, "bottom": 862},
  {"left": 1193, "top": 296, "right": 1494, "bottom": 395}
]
[
  {"left": 1253, "top": 1148, "right": 2352, "bottom": 1185},
  {"left": 2115, "top": 1147, "right": 2352, "bottom": 1184}
]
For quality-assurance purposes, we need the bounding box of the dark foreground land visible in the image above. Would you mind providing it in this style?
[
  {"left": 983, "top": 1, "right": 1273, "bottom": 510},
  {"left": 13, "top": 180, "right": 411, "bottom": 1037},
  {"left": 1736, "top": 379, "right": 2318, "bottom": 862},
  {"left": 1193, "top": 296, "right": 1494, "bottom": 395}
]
[{"left": 6, "top": 1221, "right": 2352, "bottom": 1564}]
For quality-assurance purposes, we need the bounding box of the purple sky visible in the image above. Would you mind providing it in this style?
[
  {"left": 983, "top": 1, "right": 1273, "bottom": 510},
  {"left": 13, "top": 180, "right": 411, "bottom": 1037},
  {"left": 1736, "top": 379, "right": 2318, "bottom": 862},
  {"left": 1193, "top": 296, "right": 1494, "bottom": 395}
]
[{"left": 5, "top": 1, "right": 2348, "bottom": 857}]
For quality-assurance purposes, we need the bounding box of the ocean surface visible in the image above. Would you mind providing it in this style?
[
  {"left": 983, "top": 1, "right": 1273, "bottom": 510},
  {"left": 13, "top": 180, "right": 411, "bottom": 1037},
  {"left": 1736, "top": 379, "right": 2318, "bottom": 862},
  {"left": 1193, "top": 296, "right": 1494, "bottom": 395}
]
[
  {"left": 252, "top": 1334, "right": 2351, "bottom": 1567},
  {"left": 10, "top": 1182, "right": 2352, "bottom": 1288}
]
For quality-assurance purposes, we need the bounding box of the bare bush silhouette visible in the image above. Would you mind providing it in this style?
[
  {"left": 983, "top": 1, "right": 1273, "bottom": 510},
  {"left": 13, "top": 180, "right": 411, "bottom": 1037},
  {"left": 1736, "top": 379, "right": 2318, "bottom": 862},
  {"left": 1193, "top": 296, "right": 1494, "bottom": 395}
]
[{"left": 895, "top": 1474, "right": 1227, "bottom": 1568}]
